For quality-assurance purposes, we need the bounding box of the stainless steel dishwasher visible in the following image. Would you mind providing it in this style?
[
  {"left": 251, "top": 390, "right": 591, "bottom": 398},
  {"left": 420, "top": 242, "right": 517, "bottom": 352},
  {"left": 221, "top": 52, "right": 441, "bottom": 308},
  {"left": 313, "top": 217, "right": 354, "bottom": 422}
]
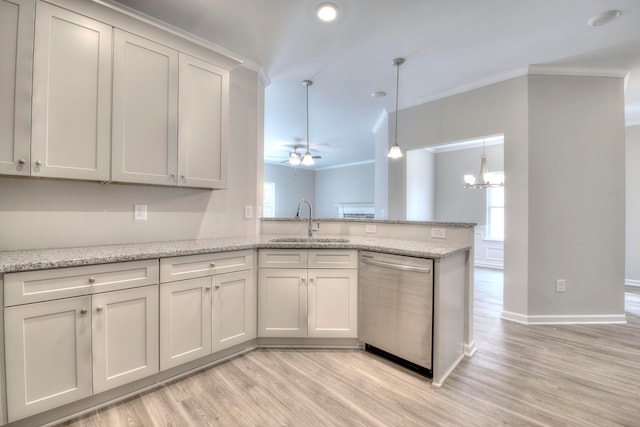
[{"left": 359, "top": 251, "right": 434, "bottom": 376}]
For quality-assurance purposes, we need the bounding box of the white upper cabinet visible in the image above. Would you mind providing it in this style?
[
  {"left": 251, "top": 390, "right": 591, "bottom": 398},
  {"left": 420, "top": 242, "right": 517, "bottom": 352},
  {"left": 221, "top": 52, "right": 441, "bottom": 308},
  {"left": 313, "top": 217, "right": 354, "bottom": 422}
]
[
  {"left": 31, "top": 1, "right": 112, "bottom": 180},
  {"left": 178, "top": 54, "right": 228, "bottom": 189},
  {"left": 112, "top": 31, "right": 229, "bottom": 189},
  {"left": 0, "top": 0, "right": 33, "bottom": 176},
  {"left": 112, "top": 29, "right": 179, "bottom": 186}
]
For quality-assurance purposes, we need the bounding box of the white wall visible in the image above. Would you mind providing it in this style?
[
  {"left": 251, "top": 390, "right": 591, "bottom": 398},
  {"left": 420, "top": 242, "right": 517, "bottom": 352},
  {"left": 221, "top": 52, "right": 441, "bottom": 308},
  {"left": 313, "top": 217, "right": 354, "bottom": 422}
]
[
  {"left": 625, "top": 125, "right": 640, "bottom": 285},
  {"left": 315, "top": 163, "right": 375, "bottom": 218},
  {"left": 406, "top": 149, "right": 435, "bottom": 221},
  {"left": 388, "top": 76, "right": 530, "bottom": 315},
  {"left": 373, "top": 113, "right": 389, "bottom": 219},
  {"left": 387, "top": 74, "right": 626, "bottom": 322},
  {"left": 263, "top": 163, "right": 315, "bottom": 218},
  {"left": 526, "top": 75, "right": 625, "bottom": 319},
  {"left": 0, "top": 66, "right": 263, "bottom": 251}
]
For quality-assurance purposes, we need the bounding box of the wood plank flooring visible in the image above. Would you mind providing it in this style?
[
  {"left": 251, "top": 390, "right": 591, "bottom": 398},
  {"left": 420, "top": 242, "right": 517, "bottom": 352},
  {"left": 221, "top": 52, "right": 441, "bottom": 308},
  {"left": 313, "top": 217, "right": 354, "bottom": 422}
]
[{"left": 59, "top": 269, "right": 640, "bottom": 426}]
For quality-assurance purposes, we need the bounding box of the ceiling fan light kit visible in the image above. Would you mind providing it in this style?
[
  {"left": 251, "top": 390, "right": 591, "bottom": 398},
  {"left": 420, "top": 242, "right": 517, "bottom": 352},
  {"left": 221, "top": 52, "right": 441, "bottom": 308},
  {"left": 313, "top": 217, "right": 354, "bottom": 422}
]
[{"left": 388, "top": 57, "right": 405, "bottom": 159}]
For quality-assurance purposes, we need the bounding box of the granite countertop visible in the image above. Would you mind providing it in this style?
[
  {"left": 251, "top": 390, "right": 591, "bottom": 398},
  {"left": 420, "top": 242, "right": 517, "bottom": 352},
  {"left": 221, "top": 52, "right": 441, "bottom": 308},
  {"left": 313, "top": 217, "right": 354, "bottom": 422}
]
[{"left": 0, "top": 235, "right": 471, "bottom": 274}]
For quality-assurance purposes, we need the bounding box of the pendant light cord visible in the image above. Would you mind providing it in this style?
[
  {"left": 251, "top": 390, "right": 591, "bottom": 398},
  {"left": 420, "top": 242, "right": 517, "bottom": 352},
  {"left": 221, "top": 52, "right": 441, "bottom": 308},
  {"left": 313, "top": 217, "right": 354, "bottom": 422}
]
[
  {"left": 394, "top": 60, "right": 400, "bottom": 146},
  {"left": 306, "top": 82, "right": 310, "bottom": 153}
]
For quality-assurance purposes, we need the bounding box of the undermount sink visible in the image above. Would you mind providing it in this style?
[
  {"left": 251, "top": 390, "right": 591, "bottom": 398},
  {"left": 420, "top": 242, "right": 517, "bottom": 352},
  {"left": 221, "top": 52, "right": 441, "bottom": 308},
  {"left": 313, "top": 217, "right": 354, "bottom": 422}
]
[{"left": 269, "top": 237, "right": 350, "bottom": 243}]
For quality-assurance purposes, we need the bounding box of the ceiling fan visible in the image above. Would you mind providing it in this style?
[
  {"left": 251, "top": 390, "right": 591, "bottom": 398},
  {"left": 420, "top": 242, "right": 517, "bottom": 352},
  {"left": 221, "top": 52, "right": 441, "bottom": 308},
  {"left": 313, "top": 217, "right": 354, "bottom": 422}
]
[{"left": 281, "top": 145, "right": 321, "bottom": 165}]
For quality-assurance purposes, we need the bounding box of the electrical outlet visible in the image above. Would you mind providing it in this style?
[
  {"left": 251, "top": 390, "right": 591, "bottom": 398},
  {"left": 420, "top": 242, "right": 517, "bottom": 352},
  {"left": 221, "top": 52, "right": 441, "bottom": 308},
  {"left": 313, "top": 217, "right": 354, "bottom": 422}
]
[
  {"left": 431, "top": 228, "right": 446, "bottom": 239},
  {"left": 365, "top": 224, "right": 377, "bottom": 233},
  {"left": 134, "top": 204, "right": 147, "bottom": 221},
  {"left": 556, "top": 279, "right": 566, "bottom": 293},
  {"left": 244, "top": 205, "right": 253, "bottom": 219}
]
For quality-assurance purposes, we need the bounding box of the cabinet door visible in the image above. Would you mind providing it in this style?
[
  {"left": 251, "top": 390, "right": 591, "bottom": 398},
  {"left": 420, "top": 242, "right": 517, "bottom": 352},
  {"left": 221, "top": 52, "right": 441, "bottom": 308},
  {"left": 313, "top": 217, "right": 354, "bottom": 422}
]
[
  {"left": 31, "top": 1, "right": 111, "bottom": 180},
  {"left": 258, "top": 269, "right": 307, "bottom": 337},
  {"left": 4, "top": 296, "right": 92, "bottom": 422},
  {"left": 92, "top": 285, "right": 159, "bottom": 394},
  {"left": 178, "top": 53, "right": 228, "bottom": 189},
  {"left": 211, "top": 270, "right": 256, "bottom": 352},
  {"left": 160, "top": 277, "right": 212, "bottom": 370},
  {"left": 308, "top": 268, "right": 358, "bottom": 338},
  {"left": 112, "top": 29, "right": 179, "bottom": 185},
  {"left": 0, "top": 0, "right": 33, "bottom": 176}
]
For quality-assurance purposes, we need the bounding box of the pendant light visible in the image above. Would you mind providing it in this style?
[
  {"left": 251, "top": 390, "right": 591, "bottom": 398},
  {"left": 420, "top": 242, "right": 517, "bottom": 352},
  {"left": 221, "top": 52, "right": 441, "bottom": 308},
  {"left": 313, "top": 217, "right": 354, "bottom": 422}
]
[
  {"left": 301, "top": 80, "right": 315, "bottom": 166},
  {"left": 463, "top": 140, "right": 504, "bottom": 189},
  {"left": 388, "top": 58, "right": 405, "bottom": 159}
]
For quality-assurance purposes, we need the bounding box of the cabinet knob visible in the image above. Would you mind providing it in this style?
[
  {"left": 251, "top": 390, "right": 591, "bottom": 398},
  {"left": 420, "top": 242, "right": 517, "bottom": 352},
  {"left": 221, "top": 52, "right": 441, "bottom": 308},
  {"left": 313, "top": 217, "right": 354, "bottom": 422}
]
[
  {"left": 35, "top": 160, "right": 42, "bottom": 166},
  {"left": 210, "top": 263, "right": 216, "bottom": 268},
  {"left": 88, "top": 277, "right": 96, "bottom": 283},
  {"left": 96, "top": 306, "right": 103, "bottom": 312},
  {"left": 309, "top": 278, "right": 315, "bottom": 285},
  {"left": 80, "top": 309, "right": 87, "bottom": 315},
  {"left": 17, "top": 158, "right": 25, "bottom": 165},
  {"left": 214, "top": 284, "right": 220, "bottom": 289},
  {"left": 205, "top": 286, "right": 211, "bottom": 291},
  {"left": 301, "top": 277, "right": 306, "bottom": 283}
]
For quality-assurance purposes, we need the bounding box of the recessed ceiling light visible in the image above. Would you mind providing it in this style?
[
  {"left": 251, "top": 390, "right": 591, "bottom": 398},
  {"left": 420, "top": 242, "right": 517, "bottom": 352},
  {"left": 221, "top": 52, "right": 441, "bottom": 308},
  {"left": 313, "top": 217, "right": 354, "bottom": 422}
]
[
  {"left": 317, "top": 2, "right": 338, "bottom": 22},
  {"left": 587, "top": 10, "right": 621, "bottom": 27}
]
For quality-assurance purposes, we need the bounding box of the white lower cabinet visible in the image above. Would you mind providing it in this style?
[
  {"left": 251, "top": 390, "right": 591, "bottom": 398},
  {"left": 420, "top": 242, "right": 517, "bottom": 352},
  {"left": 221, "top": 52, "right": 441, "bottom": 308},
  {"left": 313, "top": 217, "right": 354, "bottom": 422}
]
[
  {"left": 92, "top": 285, "right": 159, "bottom": 394},
  {"left": 5, "top": 296, "right": 93, "bottom": 422},
  {"left": 211, "top": 270, "right": 256, "bottom": 352},
  {"left": 4, "top": 284, "right": 159, "bottom": 422},
  {"left": 160, "top": 277, "right": 212, "bottom": 370},
  {"left": 258, "top": 250, "right": 358, "bottom": 338},
  {"left": 258, "top": 268, "right": 308, "bottom": 337},
  {"left": 159, "top": 251, "right": 256, "bottom": 370},
  {"left": 307, "top": 268, "right": 358, "bottom": 338}
]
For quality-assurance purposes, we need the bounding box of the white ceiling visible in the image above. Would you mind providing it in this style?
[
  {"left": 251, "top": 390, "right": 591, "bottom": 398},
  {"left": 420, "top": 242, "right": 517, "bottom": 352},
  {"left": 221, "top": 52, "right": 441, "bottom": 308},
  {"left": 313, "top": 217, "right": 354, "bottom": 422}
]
[{"left": 111, "top": 0, "right": 640, "bottom": 168}]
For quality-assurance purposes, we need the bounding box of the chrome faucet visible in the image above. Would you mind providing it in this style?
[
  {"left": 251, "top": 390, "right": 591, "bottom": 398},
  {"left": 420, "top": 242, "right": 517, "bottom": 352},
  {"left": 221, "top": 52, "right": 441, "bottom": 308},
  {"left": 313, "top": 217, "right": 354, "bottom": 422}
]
[{"left": 296, "top": 198, "right": 320, "bottom": 239}]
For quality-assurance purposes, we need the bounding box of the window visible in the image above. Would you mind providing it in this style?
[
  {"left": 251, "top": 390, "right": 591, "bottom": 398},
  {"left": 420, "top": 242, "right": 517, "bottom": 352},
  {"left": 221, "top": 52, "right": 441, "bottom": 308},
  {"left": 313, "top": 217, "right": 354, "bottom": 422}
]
[
  {"left": 263, "top": 182, "right": 275, "bottom": 218},
  {"left": 486, "top": 173, "right": 504, "bottom": 241}
]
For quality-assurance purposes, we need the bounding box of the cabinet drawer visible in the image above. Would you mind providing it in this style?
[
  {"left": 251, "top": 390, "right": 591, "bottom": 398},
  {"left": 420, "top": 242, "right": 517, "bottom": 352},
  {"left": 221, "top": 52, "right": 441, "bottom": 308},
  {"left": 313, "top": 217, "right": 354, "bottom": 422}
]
[
  {"left": 160, "top": 250, "right": 253, "bottom": 282},
  {"left": 4, "top": 260, "right": 159, "bottom": 306},
  {"left": 258, "top": 249, "right": 308, "bottom": 269},
  {"left": 308, "top": 250, "right": 358, "bottom": 269}
]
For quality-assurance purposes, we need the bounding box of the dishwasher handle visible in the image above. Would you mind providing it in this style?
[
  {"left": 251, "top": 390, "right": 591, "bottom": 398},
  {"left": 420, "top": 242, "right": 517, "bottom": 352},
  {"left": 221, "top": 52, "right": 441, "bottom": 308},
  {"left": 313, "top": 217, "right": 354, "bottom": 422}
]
[{"left": 361, "top": 256, "right": 431, "bottom": 274}]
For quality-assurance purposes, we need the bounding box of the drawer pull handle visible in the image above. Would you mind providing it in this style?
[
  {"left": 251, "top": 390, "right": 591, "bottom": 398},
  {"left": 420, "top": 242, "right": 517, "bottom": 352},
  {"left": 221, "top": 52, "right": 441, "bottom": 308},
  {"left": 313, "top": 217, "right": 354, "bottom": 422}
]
[
  {"left": 80, "top": 309, "right": 87, "bottom": 315},
  {"left": 96, "top": 306, "right": 103, "bottom": 312},
  {"left": 88, "top": 277, "right": 96, "bottom": 283}
]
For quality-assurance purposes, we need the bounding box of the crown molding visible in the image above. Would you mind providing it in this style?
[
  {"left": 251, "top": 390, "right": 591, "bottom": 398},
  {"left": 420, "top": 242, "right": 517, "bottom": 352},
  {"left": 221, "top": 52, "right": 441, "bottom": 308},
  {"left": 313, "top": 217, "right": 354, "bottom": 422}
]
[
  {"left": 387, "top": 66, "right": 529, "bottom": 113},
  {"left": 527, "top": 64, "right": 630, "bottom": 78},
  {"left": 92, "top": 0, "right": 244, "bottom": 69},
  {"left": 316, "top": 160, "right": 375, "bottom": 171}
]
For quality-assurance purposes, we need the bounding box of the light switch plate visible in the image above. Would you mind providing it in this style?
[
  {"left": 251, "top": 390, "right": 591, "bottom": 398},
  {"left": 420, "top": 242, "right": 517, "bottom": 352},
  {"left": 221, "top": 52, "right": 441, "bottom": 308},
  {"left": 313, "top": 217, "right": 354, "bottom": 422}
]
[
  {"left": 365, "top": 224, "right": 377, "bottom": 233},
  {"left": 244, "top": 205, "right": 253, "bottom": 219},
  {"left": 134, "top": 204, "right": 147, "bottom": 221},
  {"left": 431, "top": 228, "right": 446, "bottom": 239}
]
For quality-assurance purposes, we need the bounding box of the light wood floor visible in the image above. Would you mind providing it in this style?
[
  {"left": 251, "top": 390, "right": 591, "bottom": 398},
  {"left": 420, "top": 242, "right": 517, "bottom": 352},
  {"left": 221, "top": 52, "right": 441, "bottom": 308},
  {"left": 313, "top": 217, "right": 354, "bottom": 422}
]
[{"left": 59, "top": 269, "right": 640, "bottom": 426}]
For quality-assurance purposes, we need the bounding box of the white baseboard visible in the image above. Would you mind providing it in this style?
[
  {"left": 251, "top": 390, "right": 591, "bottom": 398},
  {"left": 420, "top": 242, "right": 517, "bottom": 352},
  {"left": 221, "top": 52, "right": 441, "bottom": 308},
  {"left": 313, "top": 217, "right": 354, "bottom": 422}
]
[
  {"left": 464, "top": 340, "right": 477, "bottom": 357},
  {"left": 501, "top": 311, "right": 627, "bottom": 325}
]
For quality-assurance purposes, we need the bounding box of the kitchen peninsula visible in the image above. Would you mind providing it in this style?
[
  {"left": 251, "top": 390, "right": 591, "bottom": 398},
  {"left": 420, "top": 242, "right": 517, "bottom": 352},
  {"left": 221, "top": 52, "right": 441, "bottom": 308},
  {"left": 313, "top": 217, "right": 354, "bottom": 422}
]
[{"left": 0, "top": 219, "right": 473, "bottom": 426}]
